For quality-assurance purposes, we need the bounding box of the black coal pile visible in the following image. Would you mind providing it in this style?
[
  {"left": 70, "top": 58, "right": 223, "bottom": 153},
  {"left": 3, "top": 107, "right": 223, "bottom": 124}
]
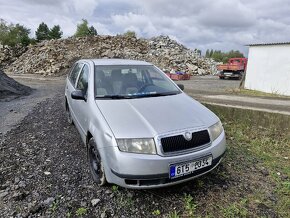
[{"left": 0, "top": 70, "right": 32, "bottom": 101}]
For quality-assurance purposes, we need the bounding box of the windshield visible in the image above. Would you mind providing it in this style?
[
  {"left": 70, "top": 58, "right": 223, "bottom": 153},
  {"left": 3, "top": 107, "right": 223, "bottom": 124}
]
[{"left": 94, "top": 65, "right": 181, "bottom": 99}]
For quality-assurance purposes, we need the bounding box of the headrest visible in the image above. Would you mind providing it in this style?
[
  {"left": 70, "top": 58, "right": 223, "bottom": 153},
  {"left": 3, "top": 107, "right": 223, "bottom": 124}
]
[{"left": 111, "top": 69, "right": 122, "bottom": 80}]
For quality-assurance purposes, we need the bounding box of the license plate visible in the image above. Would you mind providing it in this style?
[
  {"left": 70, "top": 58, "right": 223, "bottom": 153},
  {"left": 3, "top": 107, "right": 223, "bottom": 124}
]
[
  {"left": 169, "top": 156, "right": 212, "bottom": 179},
  {"left": 224, "top": 73, "right": 232, "bottom": 76}
]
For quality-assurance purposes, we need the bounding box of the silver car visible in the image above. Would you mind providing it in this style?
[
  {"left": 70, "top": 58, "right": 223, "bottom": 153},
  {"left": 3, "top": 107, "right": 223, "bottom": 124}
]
[{"left": 65, "top": 59, "right": 226, "bottom": 189}]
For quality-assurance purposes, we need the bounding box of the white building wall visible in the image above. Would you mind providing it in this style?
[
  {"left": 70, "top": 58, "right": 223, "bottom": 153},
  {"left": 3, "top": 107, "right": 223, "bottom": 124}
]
[{"left": 245, "top": 44, "right": 290, "bottom": 96}]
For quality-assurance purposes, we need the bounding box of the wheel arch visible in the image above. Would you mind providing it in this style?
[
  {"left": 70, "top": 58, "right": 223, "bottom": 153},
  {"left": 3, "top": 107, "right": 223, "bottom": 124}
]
[
  {"left": 86, "top": 131, "right": 93, "bottom": 148},
  {"left": 65, "top": 97, "right": 68, "bottom": 109}
]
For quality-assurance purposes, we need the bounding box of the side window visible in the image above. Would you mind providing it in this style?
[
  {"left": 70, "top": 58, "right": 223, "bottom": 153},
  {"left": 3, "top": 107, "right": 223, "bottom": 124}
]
[
  {"left": 76, "top": 64, "right": 89, "bottom": 92},
  {"left": 69, "top": 63, "right": 83, "bottom": 86}
]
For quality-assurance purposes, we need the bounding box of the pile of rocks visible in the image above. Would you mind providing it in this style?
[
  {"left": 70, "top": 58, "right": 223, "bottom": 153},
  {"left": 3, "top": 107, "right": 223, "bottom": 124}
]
[
  {"left": 3, "top": 35, "right": 217, "bottom": 76},
  {"left": 148, "top": 36, "right": 215, "bottom": 75},
  {"left": 5, "top": 35, "right": 148, "bottom": 76},
  {"left": 0, "top": 44, "right": 27, "bottom": 68}
]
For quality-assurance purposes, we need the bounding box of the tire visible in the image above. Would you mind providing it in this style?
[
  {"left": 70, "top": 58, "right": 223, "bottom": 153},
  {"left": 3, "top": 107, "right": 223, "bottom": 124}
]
[
  {"left": 66, "top": 103, "right": 73, "bottom": 125},
  {"left": 87, "top": 138, "right": 107, "bottom": 186}
]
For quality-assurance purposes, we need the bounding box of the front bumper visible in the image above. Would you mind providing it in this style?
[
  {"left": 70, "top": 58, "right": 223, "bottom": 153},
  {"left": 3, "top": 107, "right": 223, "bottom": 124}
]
[{"left": 102, "top": 131, "right": 226, "bottom": 189}]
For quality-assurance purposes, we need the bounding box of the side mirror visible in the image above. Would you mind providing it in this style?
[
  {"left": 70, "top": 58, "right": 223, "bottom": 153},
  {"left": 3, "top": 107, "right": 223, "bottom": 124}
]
[
  {"left": 177, "top": 84, "right": 184, "bottom": 91},
  {"left": 71, "top": 90, "right": 86, "bottom": 101}
]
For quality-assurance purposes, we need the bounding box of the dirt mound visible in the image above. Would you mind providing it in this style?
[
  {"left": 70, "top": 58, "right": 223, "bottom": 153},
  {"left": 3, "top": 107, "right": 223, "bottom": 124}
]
[{"left": 0, "top": 70, "right": 32, "bottom": 101}]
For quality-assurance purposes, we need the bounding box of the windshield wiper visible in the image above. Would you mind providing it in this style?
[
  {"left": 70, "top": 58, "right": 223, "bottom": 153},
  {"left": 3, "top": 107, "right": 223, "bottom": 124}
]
[
  {"left": 95, "top": 95, "right": 135, "bottom": 99},
  {"left": 95, "top": 92, "right": 180, "bottom": 99},
  {"left": 135, "top": 92, "right": 179, "bottom": 98}
]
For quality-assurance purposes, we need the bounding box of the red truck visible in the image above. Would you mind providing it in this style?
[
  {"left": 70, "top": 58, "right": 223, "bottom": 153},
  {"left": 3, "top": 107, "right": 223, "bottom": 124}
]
[{"left": 217, "top": 58, "right": 247, "bottom": 80}]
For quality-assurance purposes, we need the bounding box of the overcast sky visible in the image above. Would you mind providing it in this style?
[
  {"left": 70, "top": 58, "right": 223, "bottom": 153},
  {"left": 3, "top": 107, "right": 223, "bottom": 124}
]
[{"left": 0, "top": 0, "right": 289, "bottom": 55}]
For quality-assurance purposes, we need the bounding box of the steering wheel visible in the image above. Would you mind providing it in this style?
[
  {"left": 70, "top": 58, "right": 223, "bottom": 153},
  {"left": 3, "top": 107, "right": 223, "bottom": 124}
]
[{"left": 138, "top": 84, "right": 156, "bottom": 92}]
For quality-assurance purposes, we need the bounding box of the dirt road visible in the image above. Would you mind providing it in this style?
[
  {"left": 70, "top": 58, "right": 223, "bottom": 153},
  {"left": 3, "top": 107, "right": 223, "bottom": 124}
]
[{"left": 178, "top": 76, "right": 290, "bottom": 115}]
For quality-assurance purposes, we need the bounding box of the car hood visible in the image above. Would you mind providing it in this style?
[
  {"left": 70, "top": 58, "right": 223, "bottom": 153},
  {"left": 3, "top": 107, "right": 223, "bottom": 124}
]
[{"left": 96, "top": 93, "right": 219, "bottom": 138}]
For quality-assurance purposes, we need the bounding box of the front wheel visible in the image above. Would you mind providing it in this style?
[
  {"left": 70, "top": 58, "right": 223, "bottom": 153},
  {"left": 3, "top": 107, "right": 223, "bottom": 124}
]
[
  {"left": 66, "top": 103, "right": 73, "bottom": 125},
  {"left": 88, "top": 138, "right": 107, "bottom": 186}
]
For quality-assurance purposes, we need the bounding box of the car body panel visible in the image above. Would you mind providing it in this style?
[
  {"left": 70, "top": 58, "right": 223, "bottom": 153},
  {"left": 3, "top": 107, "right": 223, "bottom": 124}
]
[
  {"left": 65, "top": 59, "right": 227, "bottom": 189},
  {"left": 96, "top": 93, "right": 217, "bottom": 139}
]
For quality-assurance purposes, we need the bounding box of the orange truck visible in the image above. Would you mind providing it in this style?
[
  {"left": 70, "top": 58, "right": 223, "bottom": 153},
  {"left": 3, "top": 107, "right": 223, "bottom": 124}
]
[{"left": 217, "top": 58, "right": 247, "bottom": 80}]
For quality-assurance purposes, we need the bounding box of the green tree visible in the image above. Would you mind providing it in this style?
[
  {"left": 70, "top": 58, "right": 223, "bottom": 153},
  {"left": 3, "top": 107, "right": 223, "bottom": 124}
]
[
  {"left": 10, "top": 24, "right": 31, "bottom": 46},
  {"left": 49, "top": 25, "right": 63, "bottom": 39},
  {"left": 123, "top": 30, "right": 136, "bottom": 38},
  {"left": 205, "top": 49, "right": 210, "bottom": 58},
  {"left": 209, "top": 49, "right": 213, "bottom": 57},
  {"left": 74, "top": 19, "right": 90, "bottom": 37},
  {"left": 35, "top": 22, "right": 50, "bottom": 41},
  {"left": 206, "top": 49, "right": 244, "bottom": 63},
  {"left": 88, "top": 25, "right": 97, "bottom": 36},
  {"left": 0, "top": 19, "right": 31, "bottom": 46},
  {"left": 197, "top": 49, "right": 201, "bottom": 56}
]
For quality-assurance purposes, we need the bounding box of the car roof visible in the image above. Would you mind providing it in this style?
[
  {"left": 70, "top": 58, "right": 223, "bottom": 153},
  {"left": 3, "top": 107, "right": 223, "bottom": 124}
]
[{"left": 81, "top": 59, "right": 152, "bottom": 66}]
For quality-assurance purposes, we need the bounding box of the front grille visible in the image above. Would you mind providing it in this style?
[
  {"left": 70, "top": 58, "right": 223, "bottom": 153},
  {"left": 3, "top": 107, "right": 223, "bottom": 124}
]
[{"left": 161, "top": 130, "right": 210, "bottom": 153}]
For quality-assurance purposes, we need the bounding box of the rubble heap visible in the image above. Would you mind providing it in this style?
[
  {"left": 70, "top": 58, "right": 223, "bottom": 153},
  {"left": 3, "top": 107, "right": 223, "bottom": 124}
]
[
  {"left": 5, "top": 35, "right": 148, "bottom": 76},
  {"left": 0, "top": 44, "right": 27, "bottom": 68},
  {"left": 3, "top": 35, "right": 217, "bottom": 76},
  {"left": 148, "top": 36, "right": 215, "bottom": 75}
]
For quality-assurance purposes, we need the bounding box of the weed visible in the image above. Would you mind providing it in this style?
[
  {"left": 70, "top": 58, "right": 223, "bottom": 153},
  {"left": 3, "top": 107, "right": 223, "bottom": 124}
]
[
  {"left": 196, "top": 179, "right": 204, "bottom": 188},
  {"left": 152, "top": 209, "right": 161, "bottom": 216},
  {"left": 66, "top": 211, "right": 72, "bottom": 218},
  {"left": 168, "top": 210, "right": 180, "bottom": 218},
  {"left": 184, "top": 194, "right": 197, "bottom": 217},
  {"left": 75, "top": 207, "right": 87, "bottom": 217},
  {"left": 119, "top": 193, "right": 134, "bottom": 208},
  {"left": 112, "top": 185, "right": 119, "bottom": 193},
  {"left": 49, "top": 197, "right": 60, "bottom": 213}
]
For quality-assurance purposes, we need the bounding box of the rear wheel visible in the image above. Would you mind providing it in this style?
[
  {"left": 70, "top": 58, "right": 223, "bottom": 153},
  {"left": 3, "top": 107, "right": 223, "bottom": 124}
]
[{"left": 88, "top": 138, "right": 107, "bottom": 186}]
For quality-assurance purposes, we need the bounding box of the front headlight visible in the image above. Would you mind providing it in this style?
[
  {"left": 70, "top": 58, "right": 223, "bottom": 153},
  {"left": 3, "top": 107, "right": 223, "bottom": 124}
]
[
  {"left": 116, "top": 138, "right": 156, "bottom": 154},
  {"left": 209, "top": 121, "right": 224, "bottom": 141}
]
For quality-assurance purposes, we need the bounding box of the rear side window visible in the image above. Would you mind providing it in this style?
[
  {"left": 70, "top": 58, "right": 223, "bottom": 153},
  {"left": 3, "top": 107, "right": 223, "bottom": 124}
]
[
  {"left": 69, "top": 63, "right": 83, "bottom": 86},
  {"left": 76, "top": 64, "right": 89, "bottom": 92}
]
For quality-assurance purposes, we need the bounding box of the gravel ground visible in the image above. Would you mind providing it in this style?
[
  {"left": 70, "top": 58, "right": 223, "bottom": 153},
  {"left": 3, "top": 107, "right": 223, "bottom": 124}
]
[
  {"left": 0, "top": 74, "right": 287, "bottom": 217},
  {"left": 0, "top": 76, "right": 65, "bottom": 134},
  {"left": 0, "top": 93, "right": 280, "bottom": 217},
  {"left": 0, "top": 95, "right": 218, "bottom": 217}
]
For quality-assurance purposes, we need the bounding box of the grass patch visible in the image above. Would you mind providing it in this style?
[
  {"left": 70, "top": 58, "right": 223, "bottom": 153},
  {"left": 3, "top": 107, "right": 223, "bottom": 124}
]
[
  {"left": 206, "top": 104, "right": 290, "bottom": 217},
  {"left": 221, "top": 199, "right": 248, "bottom": 218},
  {"left": 227, "top": 88, "right": 290, "bottom": 98}
]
